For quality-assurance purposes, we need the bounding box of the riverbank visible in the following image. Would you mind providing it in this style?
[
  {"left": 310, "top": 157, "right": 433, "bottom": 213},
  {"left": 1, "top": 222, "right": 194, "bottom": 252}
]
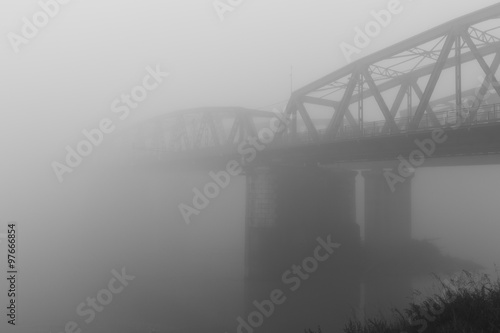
[{"left": 309, "top": 269, "right": 500, "bottom": 333}]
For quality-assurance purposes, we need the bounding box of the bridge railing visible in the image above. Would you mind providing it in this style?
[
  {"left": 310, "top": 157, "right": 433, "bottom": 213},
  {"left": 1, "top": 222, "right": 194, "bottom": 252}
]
[
  {"left": 283, "top": 103, "right": 500, "bottom": 145},
  {"left": 125, "top": 103, "right": 500, "bottom": 158}
]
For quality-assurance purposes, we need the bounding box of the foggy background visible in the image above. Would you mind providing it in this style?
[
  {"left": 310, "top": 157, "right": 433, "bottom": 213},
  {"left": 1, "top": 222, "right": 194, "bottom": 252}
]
[{"left": 1, "top": 0, "right": 500, "bottom": 332}]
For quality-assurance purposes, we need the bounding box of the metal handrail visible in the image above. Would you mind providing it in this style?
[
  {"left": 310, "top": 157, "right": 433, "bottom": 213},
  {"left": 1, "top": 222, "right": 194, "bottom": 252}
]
[
  {"left": 137, "top": 103, "right": 500, "bottom": 154},
  {"left": 289, "top": 102, "right": 500, "bottom": 143}
]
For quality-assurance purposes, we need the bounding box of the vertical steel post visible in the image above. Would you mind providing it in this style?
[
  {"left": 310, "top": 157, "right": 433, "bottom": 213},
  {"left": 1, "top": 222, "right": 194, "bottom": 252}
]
[
  {"left": 291, "top": 105, "right": 297, "bottom": 143},
  {"left": 358, "top": 73, "right": 364, "bottom": 136},
  {"left": 407, "top": 84, "right": 412, "bottom": 129},
  {"left": 456, "top": 34, "right": 462, "bottom": 123}
]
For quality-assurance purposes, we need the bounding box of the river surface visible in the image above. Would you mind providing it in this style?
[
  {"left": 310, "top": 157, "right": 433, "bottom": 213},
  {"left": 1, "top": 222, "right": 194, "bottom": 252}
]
[{"left": 6, "top": 160, "right": 500, "bottom": 333}]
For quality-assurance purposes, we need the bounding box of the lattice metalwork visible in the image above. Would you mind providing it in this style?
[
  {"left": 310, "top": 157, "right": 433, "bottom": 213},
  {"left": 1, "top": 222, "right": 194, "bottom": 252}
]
[
  {"left": 281, "top": 4, "right": 500, "bottom": 143},
  {"left": 118, "top": 4, "right": 500, "bottom": 160}
]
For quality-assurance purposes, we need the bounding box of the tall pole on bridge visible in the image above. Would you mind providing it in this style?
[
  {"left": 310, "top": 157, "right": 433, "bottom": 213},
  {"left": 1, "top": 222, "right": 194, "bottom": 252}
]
[
  {"left": 358, "top": 73, "right": 364, "bottom": 135},
  {"left": 456, "top": 34, "right": 462, "bottom": 122}
]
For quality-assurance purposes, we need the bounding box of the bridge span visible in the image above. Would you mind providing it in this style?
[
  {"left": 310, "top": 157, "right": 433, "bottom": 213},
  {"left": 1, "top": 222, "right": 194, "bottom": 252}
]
[{"left": 117, "top": 2, "right": 500, "bottom": 164}]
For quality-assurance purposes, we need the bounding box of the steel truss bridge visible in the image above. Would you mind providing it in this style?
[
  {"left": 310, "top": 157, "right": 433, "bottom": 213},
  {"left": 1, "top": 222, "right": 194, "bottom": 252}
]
[
  {"left": 117, "top": 3, "right": 500, "bottom": 165},
  {"left": 108, "top": 7, "right": 500, "bottom": 329}
]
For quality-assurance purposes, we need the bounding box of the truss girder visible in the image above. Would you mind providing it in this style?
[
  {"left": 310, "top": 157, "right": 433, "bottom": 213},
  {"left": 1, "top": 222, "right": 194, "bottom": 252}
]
[
  {"left": 362, "top": 68, "right": 400, "bottom": 133},
  {"left": 124, "top": 5, "right": 500, "bottom": 159},
  {"left": 469, "top": 26, "right": 500, "bottom": 45},
  {"left": 411, "top": 80, "right": 442, "bottom": 128},
  {"left": 381, "top": 81, "right": 409, "bottom": 133},
  {"left": 126, "top": 107, "right": 280, "bottom": 154},
  {"left": 325, "top": 73, "right": 358, "bottom": 139},
  {"left": 282, "top": 4, "right": 500, "bottom": 143},
  {"left": 468, "top": 50, "right": 500, "bottom": 122}
]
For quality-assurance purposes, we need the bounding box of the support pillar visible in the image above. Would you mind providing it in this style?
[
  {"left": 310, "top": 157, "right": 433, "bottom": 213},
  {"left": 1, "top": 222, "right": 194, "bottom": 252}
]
[
  {"left": 362, "top": 169, "right": 413, "bottom": 253},
  {"left": 243, "top": 164, "right": 362, "bottom": 332},
  {"left": 244, "top": 166, "right": 278, "bottom": 280}
]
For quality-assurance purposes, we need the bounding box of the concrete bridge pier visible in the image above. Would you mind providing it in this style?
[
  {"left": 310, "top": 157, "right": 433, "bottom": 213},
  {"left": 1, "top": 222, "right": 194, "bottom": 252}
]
[
  {"left": 362, "top": 168, "right": 414, "bottom": 256},
  {"left": 360, "top": 168, "right": 415, "bottom": 321},
  {"left": 244, "top": 164, "right": 362, "bottom": 279},
  {"left": 243, "top": 164, "right": 362, "bottom": 332}
]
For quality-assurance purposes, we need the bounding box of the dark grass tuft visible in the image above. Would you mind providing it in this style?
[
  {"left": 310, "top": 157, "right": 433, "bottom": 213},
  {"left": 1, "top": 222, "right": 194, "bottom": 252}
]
[{"left": 309, "top": 269, "right": 500, "bottom": 333}]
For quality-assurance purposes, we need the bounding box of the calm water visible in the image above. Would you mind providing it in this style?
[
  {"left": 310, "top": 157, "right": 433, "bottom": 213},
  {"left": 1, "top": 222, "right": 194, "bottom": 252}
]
[{"left": 7, "top": 159, "right": 498, "bottom": 333}]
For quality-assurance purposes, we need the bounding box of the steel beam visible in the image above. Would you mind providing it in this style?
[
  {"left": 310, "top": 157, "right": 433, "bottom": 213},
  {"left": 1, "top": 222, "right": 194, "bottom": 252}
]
[
  {"left": 297, "top": 101, "right": 320, "bottom": 142},
  {"left": 362, "top": 68, "right": 400, "bottom": 133},
  {"left": 411, "top": 81, "right": 441, "bottom": 127},
  {"left": 325, "top": 73, "right": 358, "bottom": 139},
  {"left": 381, "top": 82, "right": 409, "bottom": 133},
  {"left": 410, "top": 33, "right": 455, "bottom": 129},
  {"left": 469, "top": 50, "right": 500, "bottom": 121},
  {"left": 293, "top": 4, "right": 500, "bottom": 97},
  {"left": 456, "top": 35, "right": 462, "bottom": 115},
  {"left": 462, "top": 31, "right": 500, "bottom": 98}
]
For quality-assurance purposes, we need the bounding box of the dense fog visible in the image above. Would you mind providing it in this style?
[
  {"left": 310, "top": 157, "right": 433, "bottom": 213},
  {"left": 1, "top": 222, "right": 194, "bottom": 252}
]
[{"left": 1, "top": 1, "right": 500, "bottom": 332}]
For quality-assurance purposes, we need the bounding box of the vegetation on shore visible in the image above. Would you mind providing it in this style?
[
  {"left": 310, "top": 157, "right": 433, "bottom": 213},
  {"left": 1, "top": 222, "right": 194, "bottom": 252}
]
[{"left": 307, "top": 270, "right": 500, "bottom": 333}]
